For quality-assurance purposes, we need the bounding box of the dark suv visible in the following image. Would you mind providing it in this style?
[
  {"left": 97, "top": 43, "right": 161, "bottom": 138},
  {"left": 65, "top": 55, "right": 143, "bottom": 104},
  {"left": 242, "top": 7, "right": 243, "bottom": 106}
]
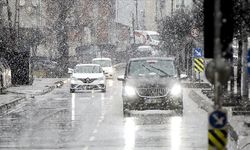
[{"left": 117, "top": 57, "right": 185, "bottom": 116}]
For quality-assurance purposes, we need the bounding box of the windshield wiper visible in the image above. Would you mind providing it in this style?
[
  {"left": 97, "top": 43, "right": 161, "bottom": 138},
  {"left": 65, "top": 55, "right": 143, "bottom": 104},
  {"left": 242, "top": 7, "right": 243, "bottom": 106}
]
[
  {"left": 141, "top": 64, "right": 162, "bottom": 76},
  {"left": 147, "top": 65, "right": 172, "bottom": 77}
]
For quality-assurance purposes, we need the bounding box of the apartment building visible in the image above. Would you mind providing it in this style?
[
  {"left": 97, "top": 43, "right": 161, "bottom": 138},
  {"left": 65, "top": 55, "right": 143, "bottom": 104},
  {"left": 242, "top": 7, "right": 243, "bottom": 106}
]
[{"left": 144, "top": 0, "right": 193, "bottom": 31}]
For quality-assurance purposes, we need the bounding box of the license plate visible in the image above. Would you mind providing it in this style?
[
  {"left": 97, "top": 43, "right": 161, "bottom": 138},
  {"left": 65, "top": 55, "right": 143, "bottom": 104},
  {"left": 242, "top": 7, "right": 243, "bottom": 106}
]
[{"left": 145, "top": 98, "right": 160, "bottom": 103}]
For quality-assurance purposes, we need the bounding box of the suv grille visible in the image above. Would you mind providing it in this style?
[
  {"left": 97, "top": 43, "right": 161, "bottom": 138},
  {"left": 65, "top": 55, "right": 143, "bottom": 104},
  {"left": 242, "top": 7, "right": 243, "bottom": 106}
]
[{"left": 137, "top": 88, "right": 167, "bottom": 97}]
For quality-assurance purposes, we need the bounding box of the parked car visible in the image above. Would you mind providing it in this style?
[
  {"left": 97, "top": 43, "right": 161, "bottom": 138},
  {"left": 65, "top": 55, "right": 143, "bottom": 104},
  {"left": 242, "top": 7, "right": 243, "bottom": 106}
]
[
  {"left": 117, "top": 57, "right": 186, "bottom": 116},
  {"left": 92, "top": 58, "right": 114, "bottom": 78},
  {"left": 0, "top": 58, "right": 11, "bottom": 90},
  {"left": 68, "top": 64, "right": 106, "bottom": 93},
  {"left": 31, "top": 56, "right": 57, "bottom": 71}
]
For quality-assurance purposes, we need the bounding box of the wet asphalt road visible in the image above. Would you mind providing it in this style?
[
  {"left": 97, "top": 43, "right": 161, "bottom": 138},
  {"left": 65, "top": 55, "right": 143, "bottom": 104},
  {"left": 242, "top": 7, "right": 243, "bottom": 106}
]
[{"left": 0, "top": 78, "right": 211, "bottom": 150}]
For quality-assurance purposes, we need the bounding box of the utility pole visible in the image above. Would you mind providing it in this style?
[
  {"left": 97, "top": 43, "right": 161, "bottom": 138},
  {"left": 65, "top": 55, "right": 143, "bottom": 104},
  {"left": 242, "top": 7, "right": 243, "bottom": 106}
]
[
  {"left": 132, "top": 13, "right": 135, "bottom": 44},
  {"left": 237, "top": 36, "right": 242, "bottom": 97},
  {"left": 171, "top": 0, "right": 174, "bottom": 16},
  {"left": 135, "top": 0, "right": 138, "bottom": 29},
  {"left": 242, "top": 29, "right": 248, "bottom": 99},
  {"left": 204, "top": 0, "right": 233, "bottom": 149},
  {"left": 241, "top": 0, "right": 249, "bottom": 100}
]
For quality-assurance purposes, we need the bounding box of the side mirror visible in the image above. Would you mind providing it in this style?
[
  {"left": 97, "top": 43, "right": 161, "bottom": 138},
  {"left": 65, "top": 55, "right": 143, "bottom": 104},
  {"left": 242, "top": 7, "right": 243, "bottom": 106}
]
[
  {"left": 180, "top": 74, "right": 188, "bottom": 80},
  {"left": 68, "top": 68, "right": 74, "bottom": 74},
  {"left": 117, "top": 75, "right": 125, "bottom": 81}
]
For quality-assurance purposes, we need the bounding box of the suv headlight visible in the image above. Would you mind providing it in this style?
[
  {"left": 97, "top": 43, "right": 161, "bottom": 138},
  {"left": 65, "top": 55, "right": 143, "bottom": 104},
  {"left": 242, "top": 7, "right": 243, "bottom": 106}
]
[
  {"left": 170, "top": 84, "right": 182, "bottom": 96},
  {"left": 124, "top": 85, "right": 136, "bottom": 97}
]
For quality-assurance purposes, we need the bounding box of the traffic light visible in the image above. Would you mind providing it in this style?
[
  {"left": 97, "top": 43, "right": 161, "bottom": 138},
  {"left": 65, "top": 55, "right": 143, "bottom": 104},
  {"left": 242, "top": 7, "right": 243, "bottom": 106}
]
[{"left": 204, "top": 0, "right": 234, "bottom": 58}]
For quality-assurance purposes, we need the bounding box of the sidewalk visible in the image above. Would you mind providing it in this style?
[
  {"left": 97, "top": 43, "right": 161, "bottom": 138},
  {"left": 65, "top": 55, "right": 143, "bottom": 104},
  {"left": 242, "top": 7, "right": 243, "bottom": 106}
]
[
  {"left": 189, "top": 88, "right": 250, "bottom": 150},
  {"left": 0, "top": 78, "right": 67, "bottom": 114}
]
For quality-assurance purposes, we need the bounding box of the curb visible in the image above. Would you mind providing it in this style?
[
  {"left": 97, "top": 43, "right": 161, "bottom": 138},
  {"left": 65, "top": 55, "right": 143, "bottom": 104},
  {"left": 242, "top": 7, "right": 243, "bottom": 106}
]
[
  {"left": 188, "top": 89, "right": 239, "bottom": 142},
  {"left": 0, "top": 97, "right": 26, "bottom": 115},
  {"left": 0, "top": 80, "right": 65, "bottom": 115}
]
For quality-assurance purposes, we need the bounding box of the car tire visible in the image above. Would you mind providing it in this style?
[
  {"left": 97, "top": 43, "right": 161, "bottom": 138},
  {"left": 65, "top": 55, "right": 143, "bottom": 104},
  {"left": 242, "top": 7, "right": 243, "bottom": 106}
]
[
  {"left": 123, "top": 104, "right": 131, "bottom": 117},
  {"left": 70, "top": 89, "right": 75, "bottom": 93},
  {"left": 101, "top": 86, "right": 106, "bottom": 93}
]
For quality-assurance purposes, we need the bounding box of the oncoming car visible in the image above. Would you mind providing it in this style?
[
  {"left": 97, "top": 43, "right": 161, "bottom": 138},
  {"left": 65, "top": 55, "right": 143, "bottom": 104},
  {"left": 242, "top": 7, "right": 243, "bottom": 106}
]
[
  {"left": 68, "top": 64, "right": 106, "bottom": 93},
  {"left": 117, "top": 57, "right": 185, "bottom": 116},
  {"left": 92, "top": 58, "right": 114, "bottom": 78}
]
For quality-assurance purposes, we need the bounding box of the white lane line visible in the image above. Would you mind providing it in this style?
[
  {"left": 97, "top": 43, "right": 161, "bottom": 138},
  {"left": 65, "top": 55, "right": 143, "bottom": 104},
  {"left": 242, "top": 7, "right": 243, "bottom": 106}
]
[
  {"left": 83, "top": 146, "right": 89, "bottom": 150},
  {"left": 93, "top": 129, "right": 98, "bottom": 134},
  {"left": 89, "top": 136, "right": 95, "bottom": 141}
]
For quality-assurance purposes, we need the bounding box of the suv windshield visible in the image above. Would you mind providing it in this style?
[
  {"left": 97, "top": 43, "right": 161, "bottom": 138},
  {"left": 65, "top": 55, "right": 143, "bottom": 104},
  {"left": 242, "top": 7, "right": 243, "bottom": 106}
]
[
  {"left": 74, "top": 66, "right": 102, "bottom": 73},
  {"left": 128, "top": 59, "right": 176, "bottom": 77},
  {"left": 92, "top": 60, "right": 111, "bottom": 67}
]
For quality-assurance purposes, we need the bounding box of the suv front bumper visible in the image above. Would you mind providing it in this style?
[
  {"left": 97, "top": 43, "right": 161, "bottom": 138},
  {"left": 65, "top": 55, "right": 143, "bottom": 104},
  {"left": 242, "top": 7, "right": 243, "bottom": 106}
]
[{"left": 123, "top": 95, "right": 183, "bottom": 110}]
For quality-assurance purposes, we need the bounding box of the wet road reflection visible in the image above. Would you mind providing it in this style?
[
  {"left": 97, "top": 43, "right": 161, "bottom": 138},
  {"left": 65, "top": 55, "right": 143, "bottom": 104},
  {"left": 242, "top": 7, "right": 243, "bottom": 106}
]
[
  {"left": 170, "top": 117, "right": 182, "bottom": 150},
  {"left": 0, "top": 79, "right": 209, "bottom": 150},
  {"left": 124, "top": 118, "right": 137, "bottom": 150}
]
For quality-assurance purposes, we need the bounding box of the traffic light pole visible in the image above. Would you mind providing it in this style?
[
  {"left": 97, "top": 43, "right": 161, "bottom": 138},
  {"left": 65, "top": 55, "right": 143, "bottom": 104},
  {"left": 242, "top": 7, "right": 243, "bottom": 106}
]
[{"left": 214, "top": 0, "right": 222, "bottom": 109}]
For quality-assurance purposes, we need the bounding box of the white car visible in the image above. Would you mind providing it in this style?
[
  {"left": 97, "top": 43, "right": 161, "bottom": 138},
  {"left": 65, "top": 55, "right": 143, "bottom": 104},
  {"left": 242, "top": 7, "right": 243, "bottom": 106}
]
[
  {"left": 92, "top": 58, "right": 114, "bottom": 78},
  {"left": 68, "top": 64, "right": 106, "bottom": 93}
]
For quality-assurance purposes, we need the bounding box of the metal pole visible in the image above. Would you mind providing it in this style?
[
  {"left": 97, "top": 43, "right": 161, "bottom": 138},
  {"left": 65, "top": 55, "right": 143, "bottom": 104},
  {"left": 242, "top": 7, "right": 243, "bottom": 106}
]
[
  {"left": 242, "top": 32, "right": 248, "bottom": 99},
  {"left": 171, "top": 0, "right": 174, "bottom": 16},
  {"left": 132, "top": 13, "right": 135, "bottom": 44},
  {"left": 135, "top": 0, "right": 138, "bottom": 29},
  {"left": 214, "top": 0, "right": 222, "bottom": 108},
  {"left": 241, "top": 0, "right": 249, "bottom": 100}
]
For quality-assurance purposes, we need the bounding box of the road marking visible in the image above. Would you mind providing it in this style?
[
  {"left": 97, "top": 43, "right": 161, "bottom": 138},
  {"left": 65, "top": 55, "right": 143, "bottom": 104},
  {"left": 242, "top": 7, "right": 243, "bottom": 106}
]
[
  {"left": 89, "top": 136, "right": 95, "bottom": 141},
  {"left": 83, "top": 146, "right": 89, "bottom": 150}
]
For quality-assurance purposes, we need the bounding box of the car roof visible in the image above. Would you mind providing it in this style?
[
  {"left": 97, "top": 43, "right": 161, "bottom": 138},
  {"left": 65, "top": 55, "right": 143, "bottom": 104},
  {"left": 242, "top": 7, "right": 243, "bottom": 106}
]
[
  {"left": 129, "top": 57, "right": 175, "bottom": 62},
  {"left": 76, "top": 64, "right": 101, "bottom": 67},
  {"left": 92, "top": 58, "right": 111, "bottom": 61}
]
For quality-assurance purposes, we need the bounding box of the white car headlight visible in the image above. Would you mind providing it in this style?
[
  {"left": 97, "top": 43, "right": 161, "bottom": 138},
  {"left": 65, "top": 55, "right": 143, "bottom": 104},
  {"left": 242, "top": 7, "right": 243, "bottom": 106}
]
[
  {"left": 71, "top": 77, "right": 78, "bottom": 84},
  {"left": 71, "top": 77, "right": 77, "bottom": 81},
  {"left": 170, "top": 84, "right": 182, "bottom": 96},
  {"left": 124, "top": 85, "right": 136, "bottom": 97}
]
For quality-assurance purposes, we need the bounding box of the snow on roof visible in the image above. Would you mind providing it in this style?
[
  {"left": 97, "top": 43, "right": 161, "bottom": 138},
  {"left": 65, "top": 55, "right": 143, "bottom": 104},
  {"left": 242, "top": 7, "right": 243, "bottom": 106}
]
[
  {"left": 92, "top": 58, "right": 111, "bottom": 61},
  {"left": 76, "top": 64, "right": 101, "bottom": 67}
]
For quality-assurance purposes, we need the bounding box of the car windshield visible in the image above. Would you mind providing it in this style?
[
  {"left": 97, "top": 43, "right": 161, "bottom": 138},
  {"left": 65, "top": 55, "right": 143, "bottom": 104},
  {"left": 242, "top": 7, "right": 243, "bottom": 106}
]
[
  {"left": 74, "top": 66, "right": 102, "bottom": 73},
  {"left": 128, "top": 59, "right": 176, "bottom": 77},
  {"left": 150, "top": 35, "right": 160, "bottom": 41},
  {"left": 92, "top": 60, "right": 111, "bottom": 67}
]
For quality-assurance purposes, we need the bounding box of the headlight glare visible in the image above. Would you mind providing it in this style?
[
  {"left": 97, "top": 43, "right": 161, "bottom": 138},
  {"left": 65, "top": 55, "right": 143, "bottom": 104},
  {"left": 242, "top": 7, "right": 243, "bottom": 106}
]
[
  {"left": 124, "top": 86, "right": 136, "bottom": 97},
  {"left": 170, "top": 84, "right": 182, "bottom": 96}
]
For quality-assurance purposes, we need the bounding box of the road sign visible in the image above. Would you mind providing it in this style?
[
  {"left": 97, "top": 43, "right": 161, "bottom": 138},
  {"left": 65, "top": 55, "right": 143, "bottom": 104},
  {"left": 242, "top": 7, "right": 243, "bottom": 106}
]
[
  {"left": 208, "top": 110, "right": 228, "bottom": 150},
  {"left": 194, "top": 48, "right": 203, "bottom": 58},
  {"left": 194, "top": 58, "right": 204, "bottom": 73},
  {"left": 209, "top": 110, "right": 227, "bottom": 129},
  {"left": 208, "top": 129, "right": 227, "bottom": 149},
  {"left": 191, "top": 28, "right": 199, "bottom": 38}
]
